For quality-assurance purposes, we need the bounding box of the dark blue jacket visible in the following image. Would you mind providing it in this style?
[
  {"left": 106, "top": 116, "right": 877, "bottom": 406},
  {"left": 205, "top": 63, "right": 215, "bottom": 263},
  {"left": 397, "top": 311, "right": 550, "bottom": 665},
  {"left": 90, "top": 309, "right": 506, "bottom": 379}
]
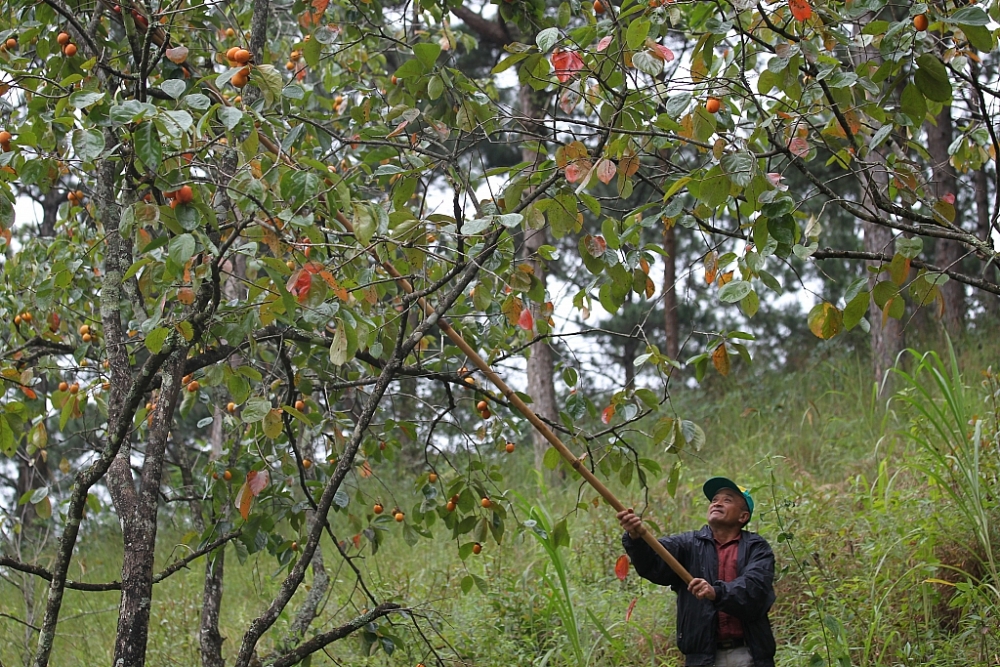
[{"left": 622, "top": 525, "right": 776, "bottom": 666}]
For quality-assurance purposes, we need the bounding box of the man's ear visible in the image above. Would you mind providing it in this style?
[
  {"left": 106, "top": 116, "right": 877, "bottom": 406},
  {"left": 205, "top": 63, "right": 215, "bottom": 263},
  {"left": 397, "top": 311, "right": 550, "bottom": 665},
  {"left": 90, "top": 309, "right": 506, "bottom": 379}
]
[{"left": 739, "top": 511, "right": 750, "bottom": 526}]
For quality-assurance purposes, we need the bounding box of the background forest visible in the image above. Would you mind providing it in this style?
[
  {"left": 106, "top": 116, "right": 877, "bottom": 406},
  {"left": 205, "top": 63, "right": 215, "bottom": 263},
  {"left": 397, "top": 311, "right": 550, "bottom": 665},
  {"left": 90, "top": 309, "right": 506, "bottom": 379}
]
[{"left": 0, "top": 0, "right": 999, "bottom": 663}]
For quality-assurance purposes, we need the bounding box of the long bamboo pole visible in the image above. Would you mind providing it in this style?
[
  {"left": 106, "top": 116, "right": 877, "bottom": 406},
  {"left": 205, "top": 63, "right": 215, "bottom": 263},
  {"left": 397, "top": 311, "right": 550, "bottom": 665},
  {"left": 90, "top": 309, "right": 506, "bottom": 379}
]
[{"left": 334, "top": 211, "right": 693, "bottom": 584}]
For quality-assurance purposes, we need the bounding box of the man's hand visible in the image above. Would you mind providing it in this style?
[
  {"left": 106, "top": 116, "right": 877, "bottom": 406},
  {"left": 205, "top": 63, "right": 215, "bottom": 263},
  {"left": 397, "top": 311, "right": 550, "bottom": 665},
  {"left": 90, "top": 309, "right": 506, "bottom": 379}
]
[
  {"left": 616, "top": 508, "right": 643, "bottom": 539},
  {"left": 687, "top": 578, "right": 716, "bottom": 600}
]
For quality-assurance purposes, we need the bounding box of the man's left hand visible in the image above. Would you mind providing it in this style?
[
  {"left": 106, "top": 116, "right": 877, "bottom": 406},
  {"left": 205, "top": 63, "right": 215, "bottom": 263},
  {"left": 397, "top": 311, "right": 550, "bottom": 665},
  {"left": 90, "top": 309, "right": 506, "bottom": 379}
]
[{"left": 688, "top": 578, "right": 716, "bottom": 600}]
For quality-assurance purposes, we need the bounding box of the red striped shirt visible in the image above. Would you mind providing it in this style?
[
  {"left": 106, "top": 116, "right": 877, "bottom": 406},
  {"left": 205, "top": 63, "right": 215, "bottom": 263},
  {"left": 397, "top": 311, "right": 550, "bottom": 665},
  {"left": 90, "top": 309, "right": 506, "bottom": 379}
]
[{"left": 716, "top": 535, "right": 744, "bottom": 640}]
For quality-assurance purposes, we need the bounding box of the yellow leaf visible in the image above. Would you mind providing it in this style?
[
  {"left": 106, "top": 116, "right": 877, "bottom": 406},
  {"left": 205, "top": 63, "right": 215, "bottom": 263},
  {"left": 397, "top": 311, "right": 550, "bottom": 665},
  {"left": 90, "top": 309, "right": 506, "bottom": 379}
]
[{"left": 712, "top": 343, "right": 730, "bottom": 377}]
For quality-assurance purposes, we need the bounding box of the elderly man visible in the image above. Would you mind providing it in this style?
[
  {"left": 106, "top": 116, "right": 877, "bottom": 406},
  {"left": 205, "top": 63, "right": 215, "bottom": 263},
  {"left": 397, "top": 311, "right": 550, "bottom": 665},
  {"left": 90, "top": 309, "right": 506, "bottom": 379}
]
[{"left": 617, "top": 477, "right": 776, "bottom": 667}]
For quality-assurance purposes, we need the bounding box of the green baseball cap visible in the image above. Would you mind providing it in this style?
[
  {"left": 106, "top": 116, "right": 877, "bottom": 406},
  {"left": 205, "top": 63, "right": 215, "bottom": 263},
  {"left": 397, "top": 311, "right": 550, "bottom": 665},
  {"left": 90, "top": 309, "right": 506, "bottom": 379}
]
[{"left": 703, "top": 477, "right": 754, "bottom": 521}]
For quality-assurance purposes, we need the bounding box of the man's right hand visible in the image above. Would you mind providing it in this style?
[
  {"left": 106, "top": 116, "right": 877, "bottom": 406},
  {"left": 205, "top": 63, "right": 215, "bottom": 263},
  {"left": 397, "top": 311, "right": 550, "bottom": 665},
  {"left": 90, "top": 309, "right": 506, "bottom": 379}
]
[{"left": 616, "top": 508, "right": 643, "bottom": 539}]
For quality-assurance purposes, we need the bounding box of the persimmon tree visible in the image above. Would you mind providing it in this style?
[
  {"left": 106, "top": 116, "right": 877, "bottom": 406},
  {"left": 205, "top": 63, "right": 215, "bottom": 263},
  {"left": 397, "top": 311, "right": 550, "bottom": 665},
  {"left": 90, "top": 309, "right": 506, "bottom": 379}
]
[{"left": 0, "top": 0, "right": 999, "bottom": 663}]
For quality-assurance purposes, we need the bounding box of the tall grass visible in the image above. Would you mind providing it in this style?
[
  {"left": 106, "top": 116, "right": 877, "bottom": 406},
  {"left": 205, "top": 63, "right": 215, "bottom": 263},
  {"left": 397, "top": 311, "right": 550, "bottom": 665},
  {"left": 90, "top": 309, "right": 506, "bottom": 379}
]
[{"left": 2, "top": 341, "right": 1000, "bottom": 666}]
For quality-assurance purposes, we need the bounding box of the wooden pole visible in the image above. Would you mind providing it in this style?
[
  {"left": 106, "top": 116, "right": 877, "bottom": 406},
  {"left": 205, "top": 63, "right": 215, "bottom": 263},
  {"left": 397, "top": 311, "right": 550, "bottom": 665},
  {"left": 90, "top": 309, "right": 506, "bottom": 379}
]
[{"left": 334, "top": 212, "right": 693, "bottom": 584}]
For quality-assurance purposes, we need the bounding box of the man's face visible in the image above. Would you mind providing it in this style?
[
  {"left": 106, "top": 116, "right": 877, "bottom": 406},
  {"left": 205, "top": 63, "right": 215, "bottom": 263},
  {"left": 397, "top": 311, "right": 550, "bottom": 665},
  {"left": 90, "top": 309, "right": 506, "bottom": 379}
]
[{"left": 707, "top": 488, "right": 749, "bottom": 528}]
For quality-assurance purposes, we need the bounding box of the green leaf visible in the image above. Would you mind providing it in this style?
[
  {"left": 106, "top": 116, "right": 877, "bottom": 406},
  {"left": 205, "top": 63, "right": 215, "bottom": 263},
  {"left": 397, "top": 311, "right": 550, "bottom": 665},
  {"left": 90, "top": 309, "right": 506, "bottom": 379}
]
[
  {"left": 352, "top": 203, "right": 375, "bottom": 246},
  {"left": 963, "top": 24, "right": 994, "bottom": 51},
  {"left": 759, "top": 270, "right": 783, "bottom": 295},
  {"left": 632, "top": 51, "right": 663, "bottom": 76},
  {"left": 218, "top": 106, "right": 244, "bottom": 131},
  {"left": 34, "top": 496, "right": 52, "bottom": 520},
  {"left": 679, "top": 420, "right": 705, "bottom": 451},
  {"left": 542, "top": 447, "right": 560, "bottom": 470},
  {"left": 536, "top": 27, "right": 560, "bottom": 53},
  {"left": 740, "top": 289, "right": 759, "bottom": 317},
  {"left": 843, "top": 290, "right": 870, "bottom": 330},
  {"left": 168, "top": 233, "right": 196, "bottom": 266},
  {"left": 692, "top": 105, "right": 717, "bottom": 143},
  {"left": 895, "top": 236, "right": 923, "bottom": 259},
  {"left": 262, "top": 409, "right": 283, "bottom": 438},
  {"left": 227, "top": 374, "right": 251, "bottom": 404},
  {"left": 698, "top": 167, "right": 731, "bottom": 209},
  {"left": 0, "top": 416, "right": 14, "bottom": 457},
  {"left": 72, "top": 128, "right": 105, "bottom": 162},
  {"left": 145, "top": 327, "right": 169, "bottom": 354},
  {"left": 718, "top": 280, "right": 752, "bottom": 303},
  {"left": 134, "top": 122, "right": 162, "bottom": 169},
  {"left": 393, "top": 59, "right": 425, "bottom": 79},
  {"left": 70, "top": 91, "right": 105, "bottom": 109},
  {"left": 626, "top": 18, "right": 650, "bottom": 50},
  {"left": 665, "top": 93, "right": 692, "bottom": 118},
  {"left": 915, "top": 55, "right": 952, "bottom": 102},
  {"left": 242, "top": 397, "right": 271, "bottom": 424},
  {"left": 635, "top": 388, "right": 658, "bottom": 409},
  {"left": 413, "top": 42, "right": 442, "bottom": 70},
  {"left": 721, "top": 152, "right": 754, "bottom": 188},
  {"left": 303, "top": 34, "right": 322, "bottom": 68},
  {"left": 947, "top": 6, "right": 990, "bottom": 25},
  {"left": 255, "top": 64, "right": 283, "bottom": 105},
  {"left": 427, "top": 75, "right": 444, "bottom": 100},
  {"left": 30, "top": 486, "right": 49, "bottom": 504},
  {"left": 872, "top": 280, "right": 900, "bottom": 308},
  {"left": 900, "top": 84, "right": 927, "bottom": 123}
]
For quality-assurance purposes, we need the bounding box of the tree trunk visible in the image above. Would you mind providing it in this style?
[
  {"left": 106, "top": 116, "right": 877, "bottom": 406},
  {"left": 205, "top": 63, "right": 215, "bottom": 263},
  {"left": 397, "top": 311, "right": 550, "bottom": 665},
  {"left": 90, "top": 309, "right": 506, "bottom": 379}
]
[
  {"left": 662, "top": 223, "right": 679, "bottom": 360},
  {"left": 974, "top": 168, "right": 999, "bottom": 320},
  {"left": 518, "top": 83, "right": 558, "bottom": 473},
  {"left": 200, "top": 549, "right": 226, "bottom": 667},
  {"left": 861, "top": 154, "right": 904, "bottom": 391},
  {"left": 926, "top": 107, "right": 966, "bottom": 335},
  {"left": 113, "top": 354, "right": 188, "bottom": 667}
]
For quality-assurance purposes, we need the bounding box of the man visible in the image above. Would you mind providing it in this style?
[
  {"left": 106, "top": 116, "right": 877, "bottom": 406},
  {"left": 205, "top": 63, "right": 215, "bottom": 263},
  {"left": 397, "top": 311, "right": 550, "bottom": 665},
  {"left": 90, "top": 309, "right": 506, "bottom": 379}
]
[{"left": 618, "top": 477, "right": 776, "bottom": 667}]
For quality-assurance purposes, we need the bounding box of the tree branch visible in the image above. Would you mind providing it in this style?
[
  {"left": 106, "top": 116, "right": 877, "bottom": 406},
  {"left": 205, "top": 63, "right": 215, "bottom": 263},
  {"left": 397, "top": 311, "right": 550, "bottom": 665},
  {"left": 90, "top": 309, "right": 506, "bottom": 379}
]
[
  {"left": 450, "top": 5, "right": 510, "bottom": 46},
  {"left": 267, "top": 602, "right": 402, "bottom": 667},
  {"left": 812, "top": 249, "right": 1000, "bottom": 296}
]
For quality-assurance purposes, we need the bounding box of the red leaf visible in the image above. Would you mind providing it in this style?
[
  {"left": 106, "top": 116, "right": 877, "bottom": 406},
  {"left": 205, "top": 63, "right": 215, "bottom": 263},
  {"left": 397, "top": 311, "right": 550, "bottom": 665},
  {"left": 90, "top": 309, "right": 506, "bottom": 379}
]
[
  {"left": 20, "top": 386, "right": 37, "bottom": 400},
  {"left": 626, "top": 597, "right": 637, "bottom": 622},
  {"left": 601, "top": 404, "right": 616, "bottom": 424},
  {"left": 247, "top": 469, "right": 269, "bottom": 496},
  {"left": 386, "top": 120, "right": 408, "bottom": 139},
  {"left": 518, "top": 307, "right": 534, "bottom": 331},
  {"left": 584, "top": 234, "right": 607, "bottom": 257},
  {"left": 942, "top": 193, "right": 955, "bottom": 204},
  {"left": 565, "top": 161, "right": 588, "bottom": 183},
  {"left": 596, "top": 158, "right": 617, "bottom": 184},
  {"left": 788, "top": 136, "right": 809, "bottom": 157},
  {"left": 166, "top": 46, "right": 188, "bottom": 64},
  {"left": 551, "top": 49, "right": 585, "bottom": 83},
  {"left": 287, "top": 269, "right": 313, "bottom": 302},
  {"left": 352, "top": 533, "right": 361, "bottom": 549},
  {"left": 788, "top": 0, "right": 812, "bottom": 21},
  {"left": 615, "top": 554, "right": 630, "bottom": 581},
  {"left": 597, "top": 36, "right": 613, "bottom": 52},
  {"left": 650, "top": 43, "right": 674, "bottom": 62}
]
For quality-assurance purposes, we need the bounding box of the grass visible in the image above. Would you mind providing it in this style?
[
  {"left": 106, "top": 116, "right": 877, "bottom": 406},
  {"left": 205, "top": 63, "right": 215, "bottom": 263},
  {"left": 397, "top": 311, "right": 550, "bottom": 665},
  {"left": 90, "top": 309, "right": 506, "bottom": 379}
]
[{"left": 2, "top": 336, "right": 999, "bottom": 666}]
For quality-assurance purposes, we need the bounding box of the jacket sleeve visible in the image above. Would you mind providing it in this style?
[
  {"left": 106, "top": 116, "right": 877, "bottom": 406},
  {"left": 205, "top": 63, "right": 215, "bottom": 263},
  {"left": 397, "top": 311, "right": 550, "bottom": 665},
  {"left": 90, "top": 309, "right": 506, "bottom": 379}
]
[
  {"left": 622, "top": 531, "right": 689, "bottom": 590},
  {"left": 712, "top": 537, "right": 775, "bottom": 618}
]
